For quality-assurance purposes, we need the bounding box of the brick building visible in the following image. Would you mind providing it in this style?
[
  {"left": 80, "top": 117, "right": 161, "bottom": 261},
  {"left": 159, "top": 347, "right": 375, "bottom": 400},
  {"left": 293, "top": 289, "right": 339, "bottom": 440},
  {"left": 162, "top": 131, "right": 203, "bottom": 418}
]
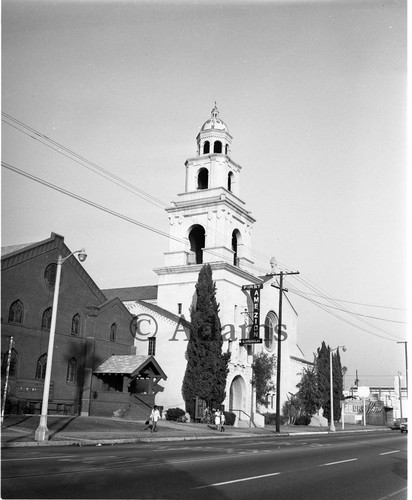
[{"left": 1, "top": 232, "right": 166, "bottom": 419}]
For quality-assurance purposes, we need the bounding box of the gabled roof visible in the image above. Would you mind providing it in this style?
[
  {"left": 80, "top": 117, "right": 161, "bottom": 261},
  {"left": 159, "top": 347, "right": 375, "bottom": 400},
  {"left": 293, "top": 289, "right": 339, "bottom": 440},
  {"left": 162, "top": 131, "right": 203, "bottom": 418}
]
[
  {"left": 1, "top": 232, "right": 64, "bottom": 260},
  {"left": 102, "top": 285, "right": 158, "bottom": 302},
  {"left": 1, "top": 242, "right": 37, "bottom": 257},
  {"left": 93, "top": 355, "right": 167, "bottom": 380},
  {"left": 1, "top": 232, "right": 107, "bottom": 303},
  {"left": 135, "top": 299, "right": 191, "bottom": 328}
]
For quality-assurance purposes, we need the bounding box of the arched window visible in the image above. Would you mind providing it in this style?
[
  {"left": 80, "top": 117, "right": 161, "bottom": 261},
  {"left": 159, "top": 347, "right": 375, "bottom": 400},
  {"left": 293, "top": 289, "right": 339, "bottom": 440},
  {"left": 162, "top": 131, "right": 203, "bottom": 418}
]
[
  {"left": 41, "top": 307, "right": 52, "bottom": 330},
  {"left": 225, "top": 144, "right": 229, "bottom": 155},
  {"left": 2, "top": 348, "right": 19, "bottom": 377},
  {"left": 36, "top": 353, "right": 47, "bottom": 380},
  {"left": 66, "top": 358, "right": 77, "bottom": 383},
  {"left": 110, "top": 323, "right": 117, "bottom": 342},
  {"left": 264, "top": 312, "right": 278, "bottom": 352},
  {"left": 197, "top": 168, "right": 209, "bottom": 190},
  {"left": 228, "top": 172, "right": 234, "bottom": 192},
  {"left": 44, "top": 264, "right": 57, "bottom": 287},
  {"left": 213, "top": 141, "right": 222, "bottom": 153},
  {"left": 203, "top": 141, "right": 210, "bottom": 154},
  {"left": 8, "top": 300, "right": 24, "bottom": 324},
  {"left": 189, "top": 225, "right": 205, "bottom": 265},
  {"left": 232, "top": 229, "right": 240, "bottom": 266},
  {"left": 71, "top": 314, "right": 80, "bottom": 335}
]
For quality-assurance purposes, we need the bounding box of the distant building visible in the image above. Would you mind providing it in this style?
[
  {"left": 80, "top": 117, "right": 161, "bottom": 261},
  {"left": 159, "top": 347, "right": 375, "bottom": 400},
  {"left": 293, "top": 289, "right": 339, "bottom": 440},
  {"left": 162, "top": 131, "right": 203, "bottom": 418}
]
[
  {"left": 1, "top": 233, "right": 166, "bottom": 419},
  {"left": 344, "top": 384, "right": 408, "bottom": 423}
]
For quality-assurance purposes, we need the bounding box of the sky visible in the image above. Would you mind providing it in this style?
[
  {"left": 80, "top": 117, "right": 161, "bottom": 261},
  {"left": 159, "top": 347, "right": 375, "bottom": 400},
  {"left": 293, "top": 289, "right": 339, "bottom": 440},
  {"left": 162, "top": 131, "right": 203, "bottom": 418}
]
[{"left": 1, "top": 0, "right": 408, "bottom": 390}]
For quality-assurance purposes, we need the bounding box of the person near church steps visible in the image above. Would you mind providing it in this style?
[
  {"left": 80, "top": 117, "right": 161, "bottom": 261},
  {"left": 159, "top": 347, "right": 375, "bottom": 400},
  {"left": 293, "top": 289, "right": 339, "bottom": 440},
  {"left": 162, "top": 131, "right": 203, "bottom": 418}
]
[{"left": 149, "top": 405, "right": 161, "bottom": 433}]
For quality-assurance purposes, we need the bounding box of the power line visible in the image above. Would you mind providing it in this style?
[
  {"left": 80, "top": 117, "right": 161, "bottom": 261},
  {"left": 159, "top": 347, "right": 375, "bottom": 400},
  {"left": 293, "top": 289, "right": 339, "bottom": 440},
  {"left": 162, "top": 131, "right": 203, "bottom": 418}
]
[
  {"left": 289, "top": 287, "right": 403, "bottom": 343},
  {"left": 2, "top": 112, "right": 168, "bottom": 210},
  {"left": 286, "top": 290, "right": 406, "bottom": 311},
  {"left": 288, "top": 288, "right": 407, "bottom": 324},
  {"left": 1, "top": 160, "right": 273, "bottom": 270},
  {"left": 3, "top": 113, "right": 405, "bottom": 328},
  {"left": 290, "top": 273, "right": 402, "bottom": 339},
  {"left": 2, "top": 161, "right": 181, "bottom": 243},
  {"left": 2, "top": 112, "right": 277, "bottom": 270},
  {"left": 3, "top": 159, "right": 406, "bottom": 345}
]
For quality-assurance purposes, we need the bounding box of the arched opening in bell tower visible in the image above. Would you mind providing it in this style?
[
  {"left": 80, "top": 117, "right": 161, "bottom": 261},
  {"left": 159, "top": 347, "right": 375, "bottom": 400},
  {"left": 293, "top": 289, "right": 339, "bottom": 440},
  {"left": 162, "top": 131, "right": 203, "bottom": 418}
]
[
  {"left": 189, "top": 225, "right": 205, "bottom": 264},
  {"left": 203, "top": 141, "right": 210, "bottom": 154},
  {"left": 228, "top": 171, "right": 234, "bottom": 192},
  {"left": 213, "top": 141, "right": 222, "bottom": 153},
  {"left": 197, "top": 168, "right": 209, "bottom": 190},
  {"left": 232, "top": 229, "right": 241, "bottom": 266}
]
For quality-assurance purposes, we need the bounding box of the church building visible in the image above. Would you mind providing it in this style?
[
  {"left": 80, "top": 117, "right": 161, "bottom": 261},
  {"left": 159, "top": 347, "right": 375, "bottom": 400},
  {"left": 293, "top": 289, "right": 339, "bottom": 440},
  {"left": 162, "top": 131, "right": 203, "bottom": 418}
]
[{"left": 104, "top": 105, "right": 308, "bottom": 425}]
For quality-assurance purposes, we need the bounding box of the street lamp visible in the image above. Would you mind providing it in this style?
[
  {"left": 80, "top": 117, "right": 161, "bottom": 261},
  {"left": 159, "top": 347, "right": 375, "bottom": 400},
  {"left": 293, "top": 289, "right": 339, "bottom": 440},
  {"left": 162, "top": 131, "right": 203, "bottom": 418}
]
[
  {"left": 329, "top": 345, "right": 346, "bottom": 432},
  {"left": 35, "top": 249, "right": 87, "bottom": 441}
]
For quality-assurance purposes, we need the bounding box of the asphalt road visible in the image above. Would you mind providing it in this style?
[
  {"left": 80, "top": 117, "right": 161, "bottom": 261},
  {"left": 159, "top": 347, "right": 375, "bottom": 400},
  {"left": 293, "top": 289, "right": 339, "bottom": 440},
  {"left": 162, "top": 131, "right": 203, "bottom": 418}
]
[{"left": 1, "top": 430, "right": 407, "bottom": 500}]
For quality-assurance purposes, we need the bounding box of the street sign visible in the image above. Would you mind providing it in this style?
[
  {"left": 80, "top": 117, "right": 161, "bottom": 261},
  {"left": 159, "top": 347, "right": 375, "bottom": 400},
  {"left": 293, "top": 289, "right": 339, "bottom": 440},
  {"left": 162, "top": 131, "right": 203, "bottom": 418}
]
[
  {"left": 240, "top": 339, "right": 263, "bottom": 345},
  {"left": 242, "top": 284, "right": 263, "bottom": 291}
]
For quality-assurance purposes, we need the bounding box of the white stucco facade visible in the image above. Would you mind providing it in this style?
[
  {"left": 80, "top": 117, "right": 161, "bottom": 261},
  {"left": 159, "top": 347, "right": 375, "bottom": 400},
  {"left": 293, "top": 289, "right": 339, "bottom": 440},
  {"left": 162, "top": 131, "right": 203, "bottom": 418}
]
[{"left": 111, "top": 105, "right": 309, "bottom": 424}]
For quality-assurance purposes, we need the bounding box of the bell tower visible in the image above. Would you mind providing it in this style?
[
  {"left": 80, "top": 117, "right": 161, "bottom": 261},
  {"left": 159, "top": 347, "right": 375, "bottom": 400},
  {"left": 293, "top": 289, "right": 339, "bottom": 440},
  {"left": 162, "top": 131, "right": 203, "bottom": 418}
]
[{"left": 162, "top": 104, "right": 256, "bottom": 270}]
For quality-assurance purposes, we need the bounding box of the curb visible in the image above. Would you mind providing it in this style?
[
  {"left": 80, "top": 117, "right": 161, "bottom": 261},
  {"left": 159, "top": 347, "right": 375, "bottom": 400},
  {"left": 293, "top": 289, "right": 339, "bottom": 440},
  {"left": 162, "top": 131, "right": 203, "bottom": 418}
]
[{"left": 1, "top": 427, "right": 391, "bottom": 448}]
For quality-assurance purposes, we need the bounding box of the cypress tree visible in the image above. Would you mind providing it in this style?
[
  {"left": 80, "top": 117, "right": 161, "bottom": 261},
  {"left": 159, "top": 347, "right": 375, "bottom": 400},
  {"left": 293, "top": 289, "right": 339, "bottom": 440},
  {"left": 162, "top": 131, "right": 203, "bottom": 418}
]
[
  {"left": 315, "top": 342, "right": 345, "bottom": 424},
  {"left": 332, "top": 349, "right": 344, "bottom": 422},
  {"left": 315, "top": 341, "right": 331, "bottom": 422},
  {"left": 182, "top": 264, "right": 230, "bottom": 417}
]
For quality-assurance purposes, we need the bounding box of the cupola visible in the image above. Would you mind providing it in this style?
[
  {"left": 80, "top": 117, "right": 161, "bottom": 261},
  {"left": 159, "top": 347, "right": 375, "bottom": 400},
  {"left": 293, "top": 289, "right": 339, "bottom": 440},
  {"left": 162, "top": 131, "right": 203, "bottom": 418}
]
[{"left": 196, "top": 103, "right": 232, "bottom": 156}]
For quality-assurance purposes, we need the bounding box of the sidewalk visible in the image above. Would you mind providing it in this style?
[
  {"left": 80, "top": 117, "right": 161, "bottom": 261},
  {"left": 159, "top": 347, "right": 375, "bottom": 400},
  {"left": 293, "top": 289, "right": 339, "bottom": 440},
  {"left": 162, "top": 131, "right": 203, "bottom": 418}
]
[{"left": 1, "top": 415, "right": 391, "bottom": 448}]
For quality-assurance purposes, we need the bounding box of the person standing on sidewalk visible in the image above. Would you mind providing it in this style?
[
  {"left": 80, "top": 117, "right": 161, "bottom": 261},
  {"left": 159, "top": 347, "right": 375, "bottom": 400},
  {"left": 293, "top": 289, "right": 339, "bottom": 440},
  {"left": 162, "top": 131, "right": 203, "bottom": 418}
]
[
  {"left": 149, "top": 405, "right": 161, "bottom": 433},
  {"left": 214, "top": 408, "right": 221, "bottom": 431},
  {"left": 220, "top": 410, "right": 225, "bottom": 432}
]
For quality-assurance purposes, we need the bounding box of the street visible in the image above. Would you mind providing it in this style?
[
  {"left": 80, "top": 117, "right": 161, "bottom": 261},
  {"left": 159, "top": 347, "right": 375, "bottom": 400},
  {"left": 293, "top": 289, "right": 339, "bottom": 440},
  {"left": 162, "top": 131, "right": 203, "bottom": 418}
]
[{"left": 1, "top": 431, "right": 407, "bottom": 499}]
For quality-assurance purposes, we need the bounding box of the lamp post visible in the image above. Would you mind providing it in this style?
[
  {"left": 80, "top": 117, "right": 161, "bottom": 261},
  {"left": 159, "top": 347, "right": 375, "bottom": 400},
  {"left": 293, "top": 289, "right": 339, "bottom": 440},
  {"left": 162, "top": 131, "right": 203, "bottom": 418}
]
[
  {"left": 35, "top": 249, "right": 87, "bottom": 442},
  {"left": 329, "top": 345, "right": 346, "bottom": 432}
]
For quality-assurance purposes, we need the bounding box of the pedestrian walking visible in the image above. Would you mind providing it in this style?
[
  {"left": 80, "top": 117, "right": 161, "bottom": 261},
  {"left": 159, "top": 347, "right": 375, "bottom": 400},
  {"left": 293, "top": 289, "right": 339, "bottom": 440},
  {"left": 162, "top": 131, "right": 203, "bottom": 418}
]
[
  {"left": 214, "top": 408, "right": 221, "bottom": 431},
  {"left": 149, "top": 405, "right": 161, "bottom": 433},
  {"left": 220, "top": 411, "right": 225, "bottom": 432}
]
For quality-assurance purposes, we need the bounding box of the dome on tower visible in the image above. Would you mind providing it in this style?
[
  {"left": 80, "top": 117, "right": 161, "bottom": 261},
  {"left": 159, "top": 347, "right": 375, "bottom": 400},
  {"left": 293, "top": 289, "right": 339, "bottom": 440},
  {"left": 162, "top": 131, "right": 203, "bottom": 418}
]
[{"left": 201, "top": 104, "right": 229, "bottom": 133}]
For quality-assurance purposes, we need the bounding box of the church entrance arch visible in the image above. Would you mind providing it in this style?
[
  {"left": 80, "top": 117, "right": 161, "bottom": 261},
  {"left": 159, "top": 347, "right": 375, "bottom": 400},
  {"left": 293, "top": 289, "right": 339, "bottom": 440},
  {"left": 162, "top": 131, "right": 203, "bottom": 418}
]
[{"left": 229, "top": 375, "right": 247, "bottom": 413}]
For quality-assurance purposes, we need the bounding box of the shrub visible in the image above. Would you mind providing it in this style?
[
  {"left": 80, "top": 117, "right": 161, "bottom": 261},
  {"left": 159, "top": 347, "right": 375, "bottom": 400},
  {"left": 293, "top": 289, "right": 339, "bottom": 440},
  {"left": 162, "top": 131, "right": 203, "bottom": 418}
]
[
  {"left": 223, "top": 411, "right": 236, "bottom": 426},
  {"left": 264, "top": 413, "right": 286, "bottom": 425},
  {"left": 166, "top": 407, "right": 186, "bottom": 422},
  {"left": 294, "top": 415, "right": 311, "bottom": 426}
]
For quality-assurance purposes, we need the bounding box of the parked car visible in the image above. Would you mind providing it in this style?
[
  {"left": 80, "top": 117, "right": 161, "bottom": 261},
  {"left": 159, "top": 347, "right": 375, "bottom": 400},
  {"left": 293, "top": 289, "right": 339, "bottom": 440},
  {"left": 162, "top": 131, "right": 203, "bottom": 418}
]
[
  {"left": 391, "top": 418, "right": 407, "bottom": 430},
  {"left": 400, "top": 419, "right": 408, "bottom": 433}
]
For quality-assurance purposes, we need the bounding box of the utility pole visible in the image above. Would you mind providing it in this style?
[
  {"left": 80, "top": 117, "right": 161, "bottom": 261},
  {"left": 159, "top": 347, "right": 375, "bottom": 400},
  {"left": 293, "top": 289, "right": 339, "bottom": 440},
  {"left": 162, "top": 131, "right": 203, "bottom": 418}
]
[
  {"left": 397, "top": 341, "right": 408, "bottom": 398},
  {"left": 271, "top": 270, "right": 299, "bottom": 433}
]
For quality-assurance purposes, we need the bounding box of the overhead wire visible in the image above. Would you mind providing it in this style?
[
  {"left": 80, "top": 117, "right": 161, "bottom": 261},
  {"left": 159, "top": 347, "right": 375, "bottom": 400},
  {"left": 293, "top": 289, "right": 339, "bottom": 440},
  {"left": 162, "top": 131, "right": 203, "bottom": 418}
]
[
  {"left": 1, "top": 160, "right": 269, "bottom": 270},
  {"left": 2, "top": 111, "right": 284, "bottom": 274},
  {"left": 2, "top": 113, "right": 405, "bottom": 341},
  {"left": 286, "top": 274, "right": 405, "bottom": 342},
  {"left": 2, "top": 112, "right": 168, "bottom": 210}
]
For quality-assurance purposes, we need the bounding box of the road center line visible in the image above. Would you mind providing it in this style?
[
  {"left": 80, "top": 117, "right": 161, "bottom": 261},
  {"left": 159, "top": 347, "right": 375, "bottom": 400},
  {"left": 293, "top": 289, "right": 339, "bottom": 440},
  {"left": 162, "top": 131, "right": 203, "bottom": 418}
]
[
  {"left": 193, "top": 472, "right": 281, "bottom": 489},
  {"left": 4, "top": 455, "right": 75, "bottom": 462},
  {"left": 379, "top": 450, "right": 400, "bottom": 456},
  {"left": 319, "top": 458, "right": 358, "bottom": 467}
]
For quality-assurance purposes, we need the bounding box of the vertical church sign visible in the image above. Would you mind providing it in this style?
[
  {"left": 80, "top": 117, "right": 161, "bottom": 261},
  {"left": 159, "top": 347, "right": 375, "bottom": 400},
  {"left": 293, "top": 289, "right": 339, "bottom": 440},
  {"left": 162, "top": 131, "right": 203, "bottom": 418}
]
[{"left": 241, "top": 284, "right": 263, "bottom": 344}]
